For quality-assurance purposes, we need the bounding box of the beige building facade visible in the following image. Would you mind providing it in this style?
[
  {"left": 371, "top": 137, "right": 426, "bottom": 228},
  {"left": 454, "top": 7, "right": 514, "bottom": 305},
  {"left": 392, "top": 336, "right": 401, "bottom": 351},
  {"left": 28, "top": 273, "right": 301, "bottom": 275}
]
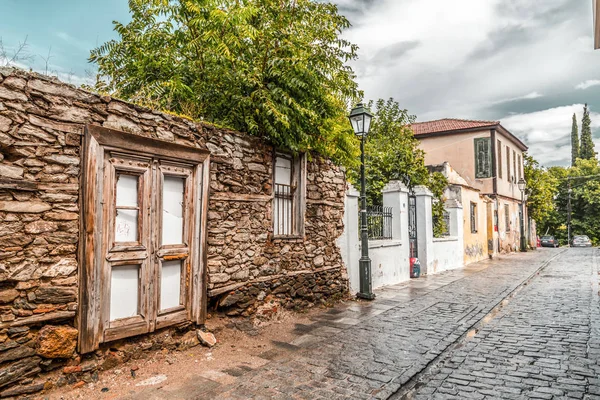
[
  {"left": 429, "top": 163, "right": 491, "bottom": 265},
  {"left": 414, "top": 119, "right": 529, "bottom": 254}
]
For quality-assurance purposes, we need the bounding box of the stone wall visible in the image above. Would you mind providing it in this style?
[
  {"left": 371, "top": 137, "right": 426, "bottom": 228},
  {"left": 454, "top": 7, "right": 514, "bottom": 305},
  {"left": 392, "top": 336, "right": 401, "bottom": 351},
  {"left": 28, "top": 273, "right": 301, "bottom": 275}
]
[{"left": 0, "top": 68, "right": 348, "bottom": 392}]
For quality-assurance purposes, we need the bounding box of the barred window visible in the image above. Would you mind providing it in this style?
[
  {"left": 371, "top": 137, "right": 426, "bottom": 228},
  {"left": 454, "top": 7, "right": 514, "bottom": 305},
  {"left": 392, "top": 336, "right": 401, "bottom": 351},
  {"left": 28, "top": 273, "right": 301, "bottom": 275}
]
[
  {"left": 505, "top": 204, "right": 510, "bottom": 231},
  {"left": 273, "top": 153, "right": 305, "bottom": 236},
  {"left": 470, "top": 202, "right": 477, "bottom": 233}
]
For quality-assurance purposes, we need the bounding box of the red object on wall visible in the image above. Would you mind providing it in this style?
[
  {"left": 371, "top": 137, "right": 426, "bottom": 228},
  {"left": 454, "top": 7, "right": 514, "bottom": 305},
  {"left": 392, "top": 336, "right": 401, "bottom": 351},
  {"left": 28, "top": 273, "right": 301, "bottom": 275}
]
[{"left": 410, "top": 258, "right": 421, "bottom": 278}]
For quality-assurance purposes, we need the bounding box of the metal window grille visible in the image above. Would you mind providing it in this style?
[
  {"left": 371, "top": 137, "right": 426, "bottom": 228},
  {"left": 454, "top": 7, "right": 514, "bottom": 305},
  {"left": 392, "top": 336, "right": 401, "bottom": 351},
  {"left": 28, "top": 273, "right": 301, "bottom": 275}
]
[
  {"left": 364, "top": 206, "right": 393, "bottom": 240},
  {"left": 274, "top": 183, "right": 294, "bottom": 235},
  {"left": 442, "top": 211, "right": 451, "bottom": 236},
  {"left": 470, "top": 203, "right": 477, "bottom": 233},
  {"left": 504, "top": 204, "right": 510, "bottom": 231}
]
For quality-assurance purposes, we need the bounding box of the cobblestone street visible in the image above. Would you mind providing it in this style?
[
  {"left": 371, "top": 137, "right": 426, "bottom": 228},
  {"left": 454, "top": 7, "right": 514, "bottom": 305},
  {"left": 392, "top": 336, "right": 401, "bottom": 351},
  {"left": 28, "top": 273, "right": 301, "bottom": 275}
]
[
  {"left": 124, "top": 248, "right": 580, "bottom": 399},
  {"left": 405, "top": 248, "right": 600, "bottom": 400}
]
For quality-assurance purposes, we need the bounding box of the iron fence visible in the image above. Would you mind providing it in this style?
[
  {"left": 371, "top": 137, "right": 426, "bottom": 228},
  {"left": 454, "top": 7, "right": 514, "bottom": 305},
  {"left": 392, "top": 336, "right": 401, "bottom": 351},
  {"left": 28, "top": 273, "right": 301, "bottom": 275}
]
[{"left": 364, "top": 206, "right": 393, "bottom": 240}]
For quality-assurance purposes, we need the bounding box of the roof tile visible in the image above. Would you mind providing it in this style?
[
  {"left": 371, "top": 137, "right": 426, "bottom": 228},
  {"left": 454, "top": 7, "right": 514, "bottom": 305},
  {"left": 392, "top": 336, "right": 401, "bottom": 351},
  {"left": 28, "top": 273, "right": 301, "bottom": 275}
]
[{"left": 410, "top": 118, "right": 499, "bottom": 135}]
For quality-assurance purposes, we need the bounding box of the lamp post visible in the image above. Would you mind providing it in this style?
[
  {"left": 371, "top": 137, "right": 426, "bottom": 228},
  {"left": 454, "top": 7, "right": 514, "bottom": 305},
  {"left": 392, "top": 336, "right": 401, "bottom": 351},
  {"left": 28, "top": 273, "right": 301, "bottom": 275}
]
[
  {"left": 518, "top": 178, "right": 527, "bottom": 252},
  {"left": 349, "top": 103, "right": 375, "bottom": 300}
]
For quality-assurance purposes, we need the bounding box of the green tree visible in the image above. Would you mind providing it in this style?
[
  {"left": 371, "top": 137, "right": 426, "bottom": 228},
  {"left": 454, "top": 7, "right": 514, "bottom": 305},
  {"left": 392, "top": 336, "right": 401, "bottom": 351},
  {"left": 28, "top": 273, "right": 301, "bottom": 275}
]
[
  {"left": 523, "top": 154, "right": 558, "bottom": 230},
  {"left": 579, "top": 104, "right": 596, "bottom": 160},
  {"left": 347, "top": 98, "right": 448, "bottom": 237},
  {"left": 543, "top": 159, "right": 600, "bottom": 245},
  {"left": 571, "top": 113, "right": 579, "bottom": 166},
  {"left": 90, "top": 0, "right": 361, "bottom": 166}
]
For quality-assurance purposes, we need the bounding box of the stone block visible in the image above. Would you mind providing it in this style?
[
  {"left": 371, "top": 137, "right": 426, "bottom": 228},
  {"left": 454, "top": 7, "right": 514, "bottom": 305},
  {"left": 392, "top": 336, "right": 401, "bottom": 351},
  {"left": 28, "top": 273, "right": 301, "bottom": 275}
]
[
  {"left": 197, "top": 330, "right": 217, "bottom": 348},
  {"left": 24, "top": 220, "right": 58, "bottom": 234},
  {"left": 0, "top": 201, "right": 51, "bottom": 213},
  {"left": 33, "top": 286, "right": 77, "bottom": 303},
  {"left": 0, "top": 344, "right": 36, "bottom": 363},
  {"left": 36, "top": 325, "right": 78, "bottom": 359},
  {"left": 0, "top": 356, "right": 41, "bottom": 389},
  {"left": 0, "top": 289, "right": 19, "bottom": 304}
]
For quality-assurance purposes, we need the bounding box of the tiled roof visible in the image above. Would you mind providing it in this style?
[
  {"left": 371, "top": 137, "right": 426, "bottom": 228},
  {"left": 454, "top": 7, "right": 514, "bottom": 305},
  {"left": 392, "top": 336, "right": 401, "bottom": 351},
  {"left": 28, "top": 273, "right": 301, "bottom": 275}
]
[{"left": 410, "top": 118, "right": 499, "bottom": 136}]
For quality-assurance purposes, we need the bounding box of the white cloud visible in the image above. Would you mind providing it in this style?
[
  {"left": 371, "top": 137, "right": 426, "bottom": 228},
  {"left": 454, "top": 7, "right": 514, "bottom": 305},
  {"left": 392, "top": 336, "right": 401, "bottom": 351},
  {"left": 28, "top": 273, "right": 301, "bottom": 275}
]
[
  {"left": 492, "top": 91, "right": 544, "bottom": 105},
  {"left": 339, "top": 0, "right": 600, "bottom": 165},
  {"left": 501, "top": 104, "right": 600, "bottom": 166},
  {"left": 575, "top": 79, "right": 600, "bottom": 90}
]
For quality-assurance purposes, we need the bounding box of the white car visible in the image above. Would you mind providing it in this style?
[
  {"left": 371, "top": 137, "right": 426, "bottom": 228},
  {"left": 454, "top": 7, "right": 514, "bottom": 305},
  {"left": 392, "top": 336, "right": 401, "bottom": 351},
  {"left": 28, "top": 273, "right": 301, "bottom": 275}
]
[{"left": 572, "top": 235, "right": 593, "bottom": 247}]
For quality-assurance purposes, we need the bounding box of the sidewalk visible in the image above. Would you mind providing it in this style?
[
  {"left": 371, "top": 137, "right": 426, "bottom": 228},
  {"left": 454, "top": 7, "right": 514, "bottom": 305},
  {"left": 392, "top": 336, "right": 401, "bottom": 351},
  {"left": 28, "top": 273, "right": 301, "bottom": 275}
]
[{"left": 124, "top": 249, "right": 563, "bottom": 400}]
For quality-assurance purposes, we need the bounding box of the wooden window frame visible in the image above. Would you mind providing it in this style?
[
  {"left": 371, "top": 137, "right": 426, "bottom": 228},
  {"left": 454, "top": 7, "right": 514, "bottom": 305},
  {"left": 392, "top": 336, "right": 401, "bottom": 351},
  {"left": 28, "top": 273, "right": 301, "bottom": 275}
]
[
  {"left": 78, "top": 124, "right": 210, "bottom": 353},
  {"left": 474, "top": 138, "right": 491, "bottom": 179},
  {"left": 272, "top": 152, "right": 306, "bottom": 239}
]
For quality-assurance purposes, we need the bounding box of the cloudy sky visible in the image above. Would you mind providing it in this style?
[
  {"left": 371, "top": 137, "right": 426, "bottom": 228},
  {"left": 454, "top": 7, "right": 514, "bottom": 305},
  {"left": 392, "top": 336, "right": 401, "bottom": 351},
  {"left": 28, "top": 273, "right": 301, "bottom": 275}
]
[{"left": 1, "top": 0, "right": 600, "bottom": 166}]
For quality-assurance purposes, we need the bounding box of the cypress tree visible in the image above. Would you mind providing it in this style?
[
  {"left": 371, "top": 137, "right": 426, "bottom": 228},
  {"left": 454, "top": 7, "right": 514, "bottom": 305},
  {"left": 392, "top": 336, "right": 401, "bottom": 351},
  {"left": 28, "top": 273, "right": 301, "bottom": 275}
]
[
  {"left": 571, "top": 113, "right": 579, "bottom": 166},
  {"left": 580, "top": 104, "right": 596, "bottom": 160}
]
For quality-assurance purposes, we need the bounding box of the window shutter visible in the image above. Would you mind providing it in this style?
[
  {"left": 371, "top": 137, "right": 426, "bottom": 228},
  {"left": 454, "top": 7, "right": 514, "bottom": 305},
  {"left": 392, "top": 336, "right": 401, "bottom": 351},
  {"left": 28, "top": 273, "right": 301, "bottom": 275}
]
[{"left": 474, "top": 138, "right": 491, "bottom": 178}]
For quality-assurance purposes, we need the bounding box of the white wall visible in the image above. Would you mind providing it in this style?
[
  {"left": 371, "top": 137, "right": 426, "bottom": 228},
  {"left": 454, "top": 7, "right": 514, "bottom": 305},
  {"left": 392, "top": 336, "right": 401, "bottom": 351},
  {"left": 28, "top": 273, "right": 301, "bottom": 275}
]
[
  {"left": 430, "top": 204, "right": 464, "bottom": 274},
  {"left": 339, "top": 181, "right": 465, "bottom": 295},
  {"left": 369, "top": 241, "right": 409, "bottom": 289},
  {"left": 431, "top": 238, "right": 463, "bottom": 274},
  {"left": 337, "top": 185, "right": 360, "bottom": 294}
]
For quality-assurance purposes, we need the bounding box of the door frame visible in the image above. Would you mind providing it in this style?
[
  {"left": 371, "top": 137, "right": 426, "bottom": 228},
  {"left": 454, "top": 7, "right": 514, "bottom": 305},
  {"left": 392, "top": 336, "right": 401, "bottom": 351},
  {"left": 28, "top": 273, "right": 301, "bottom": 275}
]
[{"left": 78, "top": 124, "right": 210, "bottom": 353}]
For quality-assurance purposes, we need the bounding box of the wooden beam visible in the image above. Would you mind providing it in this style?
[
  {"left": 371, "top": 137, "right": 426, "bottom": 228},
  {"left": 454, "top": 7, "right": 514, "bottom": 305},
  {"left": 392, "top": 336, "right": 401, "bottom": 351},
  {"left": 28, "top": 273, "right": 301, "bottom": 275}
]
[
  {"left": 0, "top": 311, "right": 75, "bottom": 329},
  {"left": 86, "top": 124, "right": 210, "bottom": 163}
]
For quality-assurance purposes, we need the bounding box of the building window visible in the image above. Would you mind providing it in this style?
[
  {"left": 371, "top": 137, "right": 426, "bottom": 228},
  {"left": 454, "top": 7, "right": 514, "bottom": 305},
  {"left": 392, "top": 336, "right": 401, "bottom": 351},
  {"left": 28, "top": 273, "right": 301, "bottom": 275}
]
[
  {"left": 79, "top": 125, "right": 210, "bottom": 353},
  {"left": 506, "top": 147, "right": 511, "bottom": 182},
  {"left": 273, "top": 153, "right": 305, "bottom": 236},
  {"left": 518, "top": 154, "right": 522, "bottom": 180},
  {"left": 474, "top": 138, "right": 491, "bottom": 178},
  {"left": 470, "top": 202, "right": 477, "bottom": 233},
  {"left": 497, "top": 140, "right": 502, "bottom": 179},
  {"left": 505, "top": 204, "right": 510, "bottom": 231}
]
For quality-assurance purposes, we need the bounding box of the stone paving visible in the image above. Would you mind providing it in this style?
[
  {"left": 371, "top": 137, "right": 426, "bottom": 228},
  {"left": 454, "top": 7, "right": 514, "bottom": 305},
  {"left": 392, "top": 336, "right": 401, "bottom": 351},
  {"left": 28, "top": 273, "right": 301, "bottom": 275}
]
[
  {"left": 187, "top": 249, "right": 564, "bottom": 400},
  {"left": 404, "top": 248, "right": 600, "bottom": 400}
]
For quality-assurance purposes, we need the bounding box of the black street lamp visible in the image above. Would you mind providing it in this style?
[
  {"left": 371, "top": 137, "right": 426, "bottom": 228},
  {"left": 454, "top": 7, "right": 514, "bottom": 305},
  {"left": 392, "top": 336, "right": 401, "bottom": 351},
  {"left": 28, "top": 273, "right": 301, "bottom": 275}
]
[
  {"left": 518, "top": 178, "right": 527, "bottom": 252},
  {"left": 349, "top": 103, "right": 375, "bottom": 300}
]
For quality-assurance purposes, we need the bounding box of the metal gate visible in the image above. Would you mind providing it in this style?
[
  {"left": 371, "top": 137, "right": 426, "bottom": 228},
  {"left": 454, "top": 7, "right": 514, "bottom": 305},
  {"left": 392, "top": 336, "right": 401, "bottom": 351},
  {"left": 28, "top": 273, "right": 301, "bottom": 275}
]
[{"left": 408, "top": 195, "right": 418, "bottom": 258}]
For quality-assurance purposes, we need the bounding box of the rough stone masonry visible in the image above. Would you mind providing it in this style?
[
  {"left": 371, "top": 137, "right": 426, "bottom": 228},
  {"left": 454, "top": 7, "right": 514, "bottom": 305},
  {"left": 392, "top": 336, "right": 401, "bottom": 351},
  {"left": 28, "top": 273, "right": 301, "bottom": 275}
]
[{"left": 0, "top": 68, "right": 348, "bottom": 392}]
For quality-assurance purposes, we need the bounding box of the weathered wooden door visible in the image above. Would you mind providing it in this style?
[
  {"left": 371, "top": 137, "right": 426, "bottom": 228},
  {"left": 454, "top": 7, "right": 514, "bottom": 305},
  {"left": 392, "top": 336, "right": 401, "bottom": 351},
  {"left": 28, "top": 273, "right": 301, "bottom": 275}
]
[{"left": 79, "top": 125, "right": 210, "bottom": 353}]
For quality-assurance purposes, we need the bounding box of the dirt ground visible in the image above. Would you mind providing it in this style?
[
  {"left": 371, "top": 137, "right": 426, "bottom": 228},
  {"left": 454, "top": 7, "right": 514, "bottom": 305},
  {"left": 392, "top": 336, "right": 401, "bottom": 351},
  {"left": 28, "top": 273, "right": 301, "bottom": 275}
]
[{"left": 39, "top": 305, "right": 337, "bottom": 400}]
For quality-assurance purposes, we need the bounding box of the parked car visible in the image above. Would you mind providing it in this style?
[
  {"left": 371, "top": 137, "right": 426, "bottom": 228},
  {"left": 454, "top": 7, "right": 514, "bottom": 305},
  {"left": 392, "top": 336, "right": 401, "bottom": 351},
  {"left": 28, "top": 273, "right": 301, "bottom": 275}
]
[
  {"left": 540, "top": 235, "right": 559, "bottom": 248},
  {"left": 572, "top": 235, "right": 593, "bottom": 247}
]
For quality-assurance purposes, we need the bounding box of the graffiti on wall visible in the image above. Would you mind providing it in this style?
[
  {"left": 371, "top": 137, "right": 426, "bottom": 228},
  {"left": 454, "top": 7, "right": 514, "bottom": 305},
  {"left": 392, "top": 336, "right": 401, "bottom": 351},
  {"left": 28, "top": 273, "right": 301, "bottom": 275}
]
[{"left": 465, "top": 242, "right": 484, "bottom": 258}]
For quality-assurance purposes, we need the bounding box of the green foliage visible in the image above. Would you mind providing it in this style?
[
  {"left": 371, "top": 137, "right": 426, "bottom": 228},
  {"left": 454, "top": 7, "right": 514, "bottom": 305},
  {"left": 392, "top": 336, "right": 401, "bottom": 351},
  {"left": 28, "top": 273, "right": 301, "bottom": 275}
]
[
  {"left": 523, "top": 154, "right": 558, "bottom": 230},
  {"left": 571, "top": 113, "right": 579, "bottom": 166},
  {"left": 90, "top": 0, "right": 361, "bottom": 166},
  {"left": 579, "top": 104, "right": 596, "bottom": 161},
  {"left": 538, "top": 159, "right": 600, "bottom": 245},
  {"left": 347, "top": 98, "right": 448, "bottom": 236}
]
